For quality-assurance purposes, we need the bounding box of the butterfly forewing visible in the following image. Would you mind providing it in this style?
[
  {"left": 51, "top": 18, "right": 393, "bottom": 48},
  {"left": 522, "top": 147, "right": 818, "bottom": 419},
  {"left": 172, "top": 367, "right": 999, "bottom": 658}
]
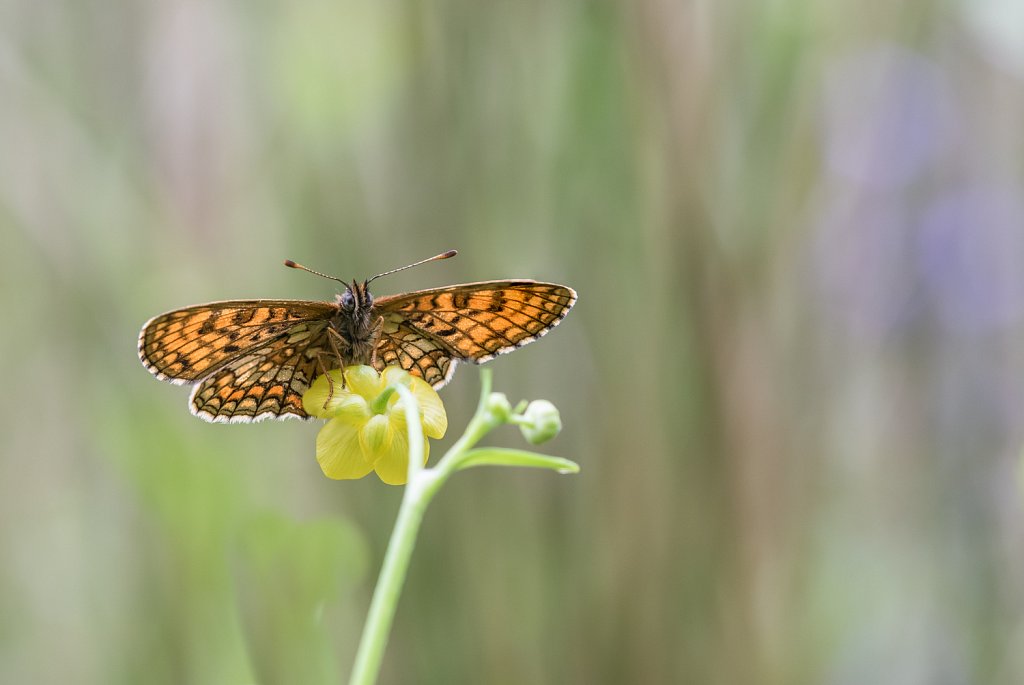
[
  {"left": 374, "top": 281, "right": 576, "bottom": 381},
  {"left": 139, "top": 300, "right": 337, "bottom": 384}
]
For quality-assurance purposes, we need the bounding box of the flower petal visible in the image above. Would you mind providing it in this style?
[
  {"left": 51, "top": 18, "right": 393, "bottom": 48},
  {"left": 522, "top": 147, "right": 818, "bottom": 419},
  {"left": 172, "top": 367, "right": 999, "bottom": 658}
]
[
  {"left": 409, "top": 376, "right": 448, "bottom": 439},
  {"left": 303, "top": 371, "right": 370, "bottom": 420},
  {"left": 330, "top": 394, "right": 373, "bottom": 424},
  {"left": 359, "top": 414, "right": 393, "bottom": 463},
  {"left": 373, "top": 426, "right": 430, "bottom": 486},
  {"left": 344, "top": 365, "right": 384, "bottom": 402},
  {"left": 316, "top": 418, "right": 375, "bottom": 480},
  {"left": 303, "top": 371, "right": 341, "bottom": 418},
  {"left": 381, "top": 366, "right": 412, "bottom": 388}
]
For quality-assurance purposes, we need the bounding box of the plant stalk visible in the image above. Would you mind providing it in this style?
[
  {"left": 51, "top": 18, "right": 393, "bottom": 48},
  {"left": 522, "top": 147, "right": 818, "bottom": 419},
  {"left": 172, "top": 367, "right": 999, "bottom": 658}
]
[{"left": 347, "top": 372, "right": 494, "bottom": 685}]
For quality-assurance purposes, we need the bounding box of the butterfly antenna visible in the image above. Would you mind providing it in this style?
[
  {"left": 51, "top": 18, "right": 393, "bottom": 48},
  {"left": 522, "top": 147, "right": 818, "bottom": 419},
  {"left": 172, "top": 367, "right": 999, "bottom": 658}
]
[
  {"left": 367, "top": 250, "right": 458, "bottom": 285},
  {"left": 283, "top": 259, "right": 348, "bottom": 285}
]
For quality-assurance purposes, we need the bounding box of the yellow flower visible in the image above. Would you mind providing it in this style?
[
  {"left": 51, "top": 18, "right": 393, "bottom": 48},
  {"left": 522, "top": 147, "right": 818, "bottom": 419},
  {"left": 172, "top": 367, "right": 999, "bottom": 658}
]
[{"left": 302, "top": 366, "right": 447, "bottom": 485}]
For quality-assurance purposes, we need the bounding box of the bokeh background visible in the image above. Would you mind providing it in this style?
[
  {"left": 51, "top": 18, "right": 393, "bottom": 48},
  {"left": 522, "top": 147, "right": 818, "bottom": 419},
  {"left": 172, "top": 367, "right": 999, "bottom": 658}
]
[{"left": 4, "top": 1, "right": 1024, "bottom": 683}]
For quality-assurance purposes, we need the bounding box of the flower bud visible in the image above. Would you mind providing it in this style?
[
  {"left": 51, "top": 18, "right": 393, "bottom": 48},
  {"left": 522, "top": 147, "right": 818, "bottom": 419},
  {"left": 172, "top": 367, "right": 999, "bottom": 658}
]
[
  {"left": 484, "top": 392, "right": 513, "bottom": 423},
  {"left": 518, "top": 400, "right": 562, "bottom": 444}
]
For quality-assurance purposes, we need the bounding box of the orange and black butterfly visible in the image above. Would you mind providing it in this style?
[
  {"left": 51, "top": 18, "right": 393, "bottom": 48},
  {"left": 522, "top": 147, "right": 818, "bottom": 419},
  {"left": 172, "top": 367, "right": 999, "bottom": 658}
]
[{"left": 138, "top": 251, "right": 577, "bottom": 423}]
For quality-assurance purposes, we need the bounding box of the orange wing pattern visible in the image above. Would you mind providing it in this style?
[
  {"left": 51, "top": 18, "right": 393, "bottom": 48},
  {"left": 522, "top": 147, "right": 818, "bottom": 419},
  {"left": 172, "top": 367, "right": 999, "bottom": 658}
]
[
  {"left": 374, "top": 281, "right": 576, "bottom": 388},
  {"left": 139, "top": 300, "right": 336, "bottom": 421},
  {"left": 189, "top": 333, "right": 325, "bottom": 422},
  {"left": 373, "top": 319, "right": 456, "bottom": 388}
]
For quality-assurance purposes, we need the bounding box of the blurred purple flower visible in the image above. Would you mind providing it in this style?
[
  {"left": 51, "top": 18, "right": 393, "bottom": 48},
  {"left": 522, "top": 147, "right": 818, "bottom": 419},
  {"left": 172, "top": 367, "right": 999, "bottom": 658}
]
[
  {"left": 915, "top": 185, "right": 1024, "bottom": 334},
  {"left": 820, "top": 45, "right": 957, "bottom": 190},
  {"left": 813, "top": 198, "right": 918, "bottom": 340}
]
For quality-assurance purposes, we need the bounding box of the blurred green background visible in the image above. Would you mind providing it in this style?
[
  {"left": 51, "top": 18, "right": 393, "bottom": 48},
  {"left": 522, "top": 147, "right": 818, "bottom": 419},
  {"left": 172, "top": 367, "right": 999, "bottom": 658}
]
[{"left": 4, "top": 0, "right": 1024, "bottom": 683}]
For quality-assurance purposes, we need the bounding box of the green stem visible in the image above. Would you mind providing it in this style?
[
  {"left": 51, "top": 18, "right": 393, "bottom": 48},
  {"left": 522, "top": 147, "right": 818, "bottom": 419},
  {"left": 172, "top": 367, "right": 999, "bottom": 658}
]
[
  {"left": 346, "top": 469, "right": 435, "bottom": 685},
  {"left": 431, "top": 368, "right": 496, "bottom": 479},
  {"left": 347, "top": 371, "right": 495, "bottom": 685}
]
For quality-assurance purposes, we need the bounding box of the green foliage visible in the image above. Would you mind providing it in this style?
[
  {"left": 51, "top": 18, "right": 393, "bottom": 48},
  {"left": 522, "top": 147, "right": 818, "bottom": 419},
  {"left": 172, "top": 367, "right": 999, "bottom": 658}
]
[
  {"left": 457, "top": 448, "right": 578, "bottom": 474},
  {"left": 234, "top": 513, "right": 367, "bottom": 685}
]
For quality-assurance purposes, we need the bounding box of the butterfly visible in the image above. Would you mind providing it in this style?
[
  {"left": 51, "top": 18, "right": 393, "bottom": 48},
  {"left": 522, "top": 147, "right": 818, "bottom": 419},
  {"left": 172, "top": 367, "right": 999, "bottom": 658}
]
[{"left": 138, "top": 250, "right": 577, "bottom": 423}]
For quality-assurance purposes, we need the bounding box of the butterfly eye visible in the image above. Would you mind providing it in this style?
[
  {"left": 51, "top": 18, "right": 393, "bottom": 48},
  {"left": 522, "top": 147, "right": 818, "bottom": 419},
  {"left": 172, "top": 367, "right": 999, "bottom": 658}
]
[{"left": 341, "top": 291, "right": 354, "bottom": 309}]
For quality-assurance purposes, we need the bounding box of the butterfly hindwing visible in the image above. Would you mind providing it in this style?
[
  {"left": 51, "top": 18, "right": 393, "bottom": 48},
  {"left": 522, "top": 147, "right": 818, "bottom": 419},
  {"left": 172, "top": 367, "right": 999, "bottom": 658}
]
[
  {"left": 189, "top": 323, "right": 330, "bottom": 422},
  {"left": 373, "top": 319, "right": 457, "bottom": 389}
]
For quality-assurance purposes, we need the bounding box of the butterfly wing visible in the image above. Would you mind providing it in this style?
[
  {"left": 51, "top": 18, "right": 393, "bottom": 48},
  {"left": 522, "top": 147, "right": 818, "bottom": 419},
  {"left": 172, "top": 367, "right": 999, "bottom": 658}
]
[
  {"left": 373, "top": 320, "right": 458, "bottom": 388},
  {"left": 139, "top": 300, "right": 337, "bottom": 422},
  {"left": 188, "top": 327, "right": 329, "bottom": 422},
  {"left": 138, "top": 299, "right": 337, "bottom": 384},
  {"left": 373, "top": 281, "right": 576, "bottom": 388}
]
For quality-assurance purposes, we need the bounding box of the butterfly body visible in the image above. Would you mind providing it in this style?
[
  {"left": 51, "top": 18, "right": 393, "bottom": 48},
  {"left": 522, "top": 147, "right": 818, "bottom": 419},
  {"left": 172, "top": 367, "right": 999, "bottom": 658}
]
[
  {"left": 139, "top": 273, "right": 576, "bottom": 423},
  {"left": 329, "top": 280, "right": 379, "bottom": 366}
]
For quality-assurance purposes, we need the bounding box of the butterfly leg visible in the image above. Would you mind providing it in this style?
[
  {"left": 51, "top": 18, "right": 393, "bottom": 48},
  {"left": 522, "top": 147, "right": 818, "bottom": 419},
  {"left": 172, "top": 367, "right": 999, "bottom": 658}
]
[
  {"left": 314, "top": 350, "right": 339, "bottom": 408},
  {"left": 322, "top": 327, "right": 352, "bottom": 405},
  {"left": 370, "top": 316, "right": 385, "bottom": 367}
]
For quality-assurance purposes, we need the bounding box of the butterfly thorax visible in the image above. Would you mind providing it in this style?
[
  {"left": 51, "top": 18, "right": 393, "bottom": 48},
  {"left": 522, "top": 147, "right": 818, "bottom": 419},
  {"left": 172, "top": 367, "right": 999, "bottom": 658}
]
[{"left": 329, "top": 280, "right": 378, "bottom": 365}]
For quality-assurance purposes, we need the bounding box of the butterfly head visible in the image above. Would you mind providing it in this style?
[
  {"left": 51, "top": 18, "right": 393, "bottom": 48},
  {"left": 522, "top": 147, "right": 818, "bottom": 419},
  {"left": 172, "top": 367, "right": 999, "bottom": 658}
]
[
  {"left": 285, "top": 251, "right": 457, "bottom": 322},
  {"left": 338, "top": 280, "right": 374, "bottom": 317}
]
